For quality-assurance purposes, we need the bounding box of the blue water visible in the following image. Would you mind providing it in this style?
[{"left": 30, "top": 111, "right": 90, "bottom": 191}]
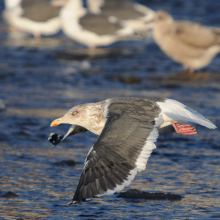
[{"left": 0, "top": 0, "right": 220, "bottom": 219}]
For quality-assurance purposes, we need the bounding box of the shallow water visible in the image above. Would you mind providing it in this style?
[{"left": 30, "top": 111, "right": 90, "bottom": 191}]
[{"left": 0, "top": 0, "right": 220, "bottom": 219}]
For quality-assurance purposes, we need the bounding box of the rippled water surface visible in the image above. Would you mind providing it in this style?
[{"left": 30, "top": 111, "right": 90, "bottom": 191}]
[{"left": 0, "top": 0, "right": 220, "bottom": 219}]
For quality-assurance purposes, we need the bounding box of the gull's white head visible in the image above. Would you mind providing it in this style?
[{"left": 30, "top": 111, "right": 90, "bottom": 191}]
[{"left": 50, "top": 102, "right": 106, "bottom": 135}]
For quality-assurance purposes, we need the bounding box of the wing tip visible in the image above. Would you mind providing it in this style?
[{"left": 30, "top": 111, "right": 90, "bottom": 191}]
[
  {"left": 68, "top": 200, "right": 78, "bottom": 205},
  {"left": 206, "top": 124, "right": 217, "bottom": 129},
  {"left": 158, "top": 99, "right": 217, "bottom": 130}
]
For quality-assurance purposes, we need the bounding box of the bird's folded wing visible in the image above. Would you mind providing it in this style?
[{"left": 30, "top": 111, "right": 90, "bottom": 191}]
[
  {"left": 175, "top": 21, "right": 220, "bottom": 48},
  {"left": 101, "top": 0, "right": 144, "bottom": 20},
  {"left": 21, "top": 0, "right": 60, "bottom": 22},
  {"left": 79, "top": 14, "right": 121, "bottom": 35},
  {"left": 70, "top": 100, "right": 161, "bottom": 203}
]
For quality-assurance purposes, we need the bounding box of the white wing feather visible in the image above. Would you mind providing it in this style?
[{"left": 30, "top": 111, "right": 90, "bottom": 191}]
[{"left": 157, "top": 99, "right": 216, "bottom": 129}]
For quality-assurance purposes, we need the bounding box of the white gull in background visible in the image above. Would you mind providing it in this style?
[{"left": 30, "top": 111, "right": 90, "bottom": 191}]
[
  {"left": 152, "top": 10, "right": 220, "bottom": 73},
  {"left": 49, "top": 97, "right": 216, "bottom": 203},
  {"left": 87, "top": 0, "right": 155, "bottom": 33},
  {"left": 3, "top": 0, "right": 66, "bottom": 39},
  {"left": 60, "top": 0, "right": 134, "bottom": 48}
]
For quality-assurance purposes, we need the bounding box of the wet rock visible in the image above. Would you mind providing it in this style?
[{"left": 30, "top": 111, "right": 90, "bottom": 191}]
[
  {"left": 0, "top": 99, "right": 6, "bottom": 111},
  {"left": 0, "top": 71, "right": 15, "bottom": 80},
  {"left": 168, "top": 72, "right": 211, "bottom": 81},
  {"left": 48, "top": 48, "right": 133, "bottom": 61},
  {"left": 79, "top": 214, "right": 97, "bottom": 217},
  {"left": 2, "top": 191, "right": 18, "bottom": 198},
  {"left": 146, "top": 66, "right": 156, "bottom": 72},
  {"left": 53, "top": 160, "right": 76, "bottom": 167},
  {"left": 18, "top": 130, "right": 32, "bottom": 136},
  {"left": 18, "top": 154, "right": 33, "bottom": 160},
  {"left": 117, "top": 189, "right": 182, "bottom": 201},
  {"left": 150, "top": 72, "right": 220, "bottom": 89},
  {"left": 112, "top": 75, "right": 142, "bottom": 84},
  {"left": 79, "top": 60, "right": 91, "bottom": 72}
]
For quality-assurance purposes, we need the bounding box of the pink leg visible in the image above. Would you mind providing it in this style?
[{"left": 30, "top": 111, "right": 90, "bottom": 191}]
[
  {"left": 89, "top": 45, "right": 96, "bottom": 50},
  {"left": 10, "top": 26, "right": 19, "bottom": 33},
  {"left": 188, "top": 67, "right": 194, "bottom": 75},
  {"left": 183, "top": 64, "right": 188, "bottom": 72},
  {"left": 171, "top": 121, "right": 197, "bottom": 135},
  {"left": 34, "top": 33, "right": 41, "bottom": 40}
]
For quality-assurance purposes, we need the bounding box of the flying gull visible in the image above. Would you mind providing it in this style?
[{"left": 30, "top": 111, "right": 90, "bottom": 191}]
[
  {"left": 3, "top": 0, "right": 66, "bottom": 39},
  {"left": 49, "top": 97, "right": 216, "bottom": 203},
  {"left": 60, "top": 0, "right": 134, "bottom": 48},
  {"left": 87, "top": 0, "right": 155, "bottom": 33},
  {"left": 151, "top": 10, "right": 220, "bottom": 73}
]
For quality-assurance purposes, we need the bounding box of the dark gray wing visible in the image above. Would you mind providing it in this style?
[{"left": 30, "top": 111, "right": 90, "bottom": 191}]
[
  {"left": 101, "top": 0, "right": 144, "bottom": 20},
  {"left": 48, "top": 125, "right": 88, "bottom": 146},
  {"left": 21, "top": 0, "right": 60, "bottom": 22},
  {"left": 79, "top": 13, "right": 122, "bottom": 35},
  {"left": 70, "top": 98, "right": 161, "bottom": 203}
]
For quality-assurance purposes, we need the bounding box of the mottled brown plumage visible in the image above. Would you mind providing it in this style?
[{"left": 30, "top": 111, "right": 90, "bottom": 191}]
[{"left": 152, "top": 10, "right": 220, "bottom": 71}]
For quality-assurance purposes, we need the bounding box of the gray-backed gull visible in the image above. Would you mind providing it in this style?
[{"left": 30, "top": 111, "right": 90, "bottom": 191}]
[
  {"left": 60, "top": 0, "right": 134, "bottom": 48},
  {"left": 87, "top": 0, "right": 155, "bottom": 33},
  {"left": 3, "top": 0, "right": 65, "bottom": 39},
  {"left": 49, "top": 97, "right": 216, "bottom": 203}
]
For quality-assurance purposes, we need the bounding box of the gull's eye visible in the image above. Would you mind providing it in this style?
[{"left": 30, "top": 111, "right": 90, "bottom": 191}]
[{"left": 72, "top": 111, "right": 78, "bottom": 116}]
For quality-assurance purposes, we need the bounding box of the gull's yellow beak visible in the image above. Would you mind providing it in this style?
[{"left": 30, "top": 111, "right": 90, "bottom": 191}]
[{"left": 50, "top": 118, "right": 65, "bottom": 127}]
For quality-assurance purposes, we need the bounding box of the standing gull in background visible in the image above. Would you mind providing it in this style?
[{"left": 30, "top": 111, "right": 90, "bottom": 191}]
[
  {"left": 3, "top": 0, "right": 66, "bottom": 39},
  {"left": 87, "top": 0, "right": 155, "bottom": 33},
  {"left": 60, "top": 0, "right": 134, "bottom": 48},
  {"left": 151, "top": 10, "right": 220, "bottom": 73},
  {"left": 49, "top": 97, "right": 216, "bottom": 203}
]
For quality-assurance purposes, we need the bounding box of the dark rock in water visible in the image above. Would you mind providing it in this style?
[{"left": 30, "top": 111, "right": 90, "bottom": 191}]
[
  {"left": 2, "top": 191, "right": 18, "bottom": 198},
  {"left": 117, "top": 189, "right": 182, "bottom": 201},
  {"left": 146, "top": 66, "right": 156, "bottom": 72},
  {"left": 79, "top": 214, "right": 97, "bottom": 218},
  {"left": 150, "top": 72, "right": 220, "bottom": 88},
  {"left": 53, "top": 160, "right": 76, "bottom": 167},
  {"left": 48, "top": 48, "right": 133, "bottom": 61},
  {"left": 16, "top": 218, "right": 24, "bottom": 220},
  {"left": 112, "top": 75, "right": 142, "bottom": 84}
]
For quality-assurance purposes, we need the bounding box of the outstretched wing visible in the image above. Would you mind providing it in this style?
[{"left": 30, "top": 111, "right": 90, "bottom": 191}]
[{"left": 70, "top": 99, "right": 161, "bottom": 203}]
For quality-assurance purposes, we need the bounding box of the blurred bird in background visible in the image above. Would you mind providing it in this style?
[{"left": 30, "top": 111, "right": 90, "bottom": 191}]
[
  {"left": 60, "top": 0, "right": 136, "bottom": 48},
  {"left": 151, "top": 10, "right": 220, "bottom": 74},
  {"left": 2, "top": 0, "right": 155, "bottom": 47},
  {"left": 3, "top": 0, "right": 66, "bottom": 39},
  {"left": 3, "top": 0, "right": 220, "bottom": 73},
  {"left": 87, "top": 0, "right": 155, "bottom": 34}
]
